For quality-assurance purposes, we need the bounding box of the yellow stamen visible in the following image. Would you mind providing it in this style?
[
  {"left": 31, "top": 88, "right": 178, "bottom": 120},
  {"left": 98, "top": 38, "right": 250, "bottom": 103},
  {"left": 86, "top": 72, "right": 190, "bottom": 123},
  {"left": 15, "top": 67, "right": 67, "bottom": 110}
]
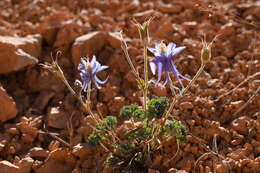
[
  {"left": 86, "top": 64, "right": 92, "bottom": 72},
  {"left": 159, "top": 43, "right": 167, "bottom": 53}
]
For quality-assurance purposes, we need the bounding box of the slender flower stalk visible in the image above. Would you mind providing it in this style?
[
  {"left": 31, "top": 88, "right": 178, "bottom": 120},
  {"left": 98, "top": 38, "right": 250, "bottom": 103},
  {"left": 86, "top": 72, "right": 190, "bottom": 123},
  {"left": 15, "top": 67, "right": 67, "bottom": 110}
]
[
  {"left": 41, "top": 52, "right": 76, "bottom": 96},
  {"left": 162, "top": 36, "right": 215, "bottom": 124},
  {"left": 85, "top": 81, "right": 98, "bottom": 122},
  {"left": 120, "top": 32, "right": 141, "bottom": 81},
  {"left": 135, "top": 18, "right": 152, "bottom": 112},
  {"left": 77, "top": 56, "right": 108, "bottom": 122},
  {"left": 143, "top": 43, "right": 149, "bottom": 112}
]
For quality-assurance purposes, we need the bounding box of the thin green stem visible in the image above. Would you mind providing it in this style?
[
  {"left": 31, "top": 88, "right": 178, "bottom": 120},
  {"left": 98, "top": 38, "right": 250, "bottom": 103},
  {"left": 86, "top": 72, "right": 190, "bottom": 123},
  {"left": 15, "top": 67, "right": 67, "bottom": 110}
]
[
  {"left": 120, "top": 33, "right": 141, "bottom": 81},
  {"left": 181, "top": 63, "right": 205, "bottom": 96},
  {"left": 60, "top": 73, "right": 76, "bottom": 96},
  {"left": 143, "top": 44, "right": 149, "bottom": 112},
  {"left": 163, "top": 63, "right": 206, "bottom": 123},
  {"left": 56, "top": 65, "right": 76, "bottom": 97},
  {"left": 86, "top": 82, "right": 101, "bottom": 123}
]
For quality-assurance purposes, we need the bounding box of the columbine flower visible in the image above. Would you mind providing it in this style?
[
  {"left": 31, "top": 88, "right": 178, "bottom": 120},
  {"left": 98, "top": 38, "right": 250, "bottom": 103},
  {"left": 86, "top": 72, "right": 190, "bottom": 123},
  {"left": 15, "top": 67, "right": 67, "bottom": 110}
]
[
  {"left": 148, "top": 42, "right": 190, "bottom": 87},
  {"left": 78, "top": 56, "right": 108, "bottom": 90}
]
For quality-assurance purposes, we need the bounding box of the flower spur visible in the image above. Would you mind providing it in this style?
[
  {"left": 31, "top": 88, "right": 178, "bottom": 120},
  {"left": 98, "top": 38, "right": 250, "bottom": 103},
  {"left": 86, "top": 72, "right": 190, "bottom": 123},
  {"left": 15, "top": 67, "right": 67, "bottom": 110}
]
[
  {"left": 77, "top": 56, "right": 108, "bottom": 91},
  {"left": 148, "top": 42, "right": 190, "bottom": 88}
]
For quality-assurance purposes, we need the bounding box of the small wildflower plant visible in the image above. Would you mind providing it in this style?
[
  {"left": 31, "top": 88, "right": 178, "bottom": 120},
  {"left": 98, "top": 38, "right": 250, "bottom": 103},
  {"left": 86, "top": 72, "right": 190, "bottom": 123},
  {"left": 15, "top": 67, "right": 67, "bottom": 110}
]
[{"left": 41, "top": 19, "right": 215, "bottom": 172}]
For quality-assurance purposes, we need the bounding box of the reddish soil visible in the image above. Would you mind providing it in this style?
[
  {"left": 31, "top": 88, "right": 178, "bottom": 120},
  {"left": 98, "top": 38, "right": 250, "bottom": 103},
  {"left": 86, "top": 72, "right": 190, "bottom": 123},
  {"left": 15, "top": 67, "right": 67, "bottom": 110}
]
[{"left": 0, "top": 0, "right": 259, "bottom": 173}]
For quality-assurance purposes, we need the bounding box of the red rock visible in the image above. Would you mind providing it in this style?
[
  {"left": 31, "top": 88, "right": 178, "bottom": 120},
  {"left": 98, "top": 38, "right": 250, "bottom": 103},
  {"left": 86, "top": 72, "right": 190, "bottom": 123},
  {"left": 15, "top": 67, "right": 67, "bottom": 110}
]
[
  {"left": 7, "top": 145, "right": 16, "bottom": 154},
  {"left": 36, "top": 148, "right": 75, "bottom": 173},
  {"left": 215, "top": 163, "right": 227, "bottom": 173},
  {"left": 107, "top": 32, "right": 121, "bottom": 49},
  {"left": 36, "top": 24, "right": 58, "bottom": 46},
  {"left": 16, "top": 157, "right": 34, "bottom": 173},
  {"left": 152, "top": 155, "right": 162, "bottom": 167},
  {"left": 32, "top": 91, "right": 55, "bottom": 111},
  {"left": 107, "top": 52, "right": 129, "bottom": 73},
  {"left": 71, "top": 31, "right": 106, "bottom": 66},
  {"left": 81, "top": 158, "right": 93, "bottom": 169},
  {"left": 36, "top": 12, "right": 72, "bottom": 45},
  {"left": 6, "top": 127, "right": 19, "bottom": 135},
  {"left": 0, "top": 141, "right": 6, "bottom": 152},
  {"left": 108, "top": 96, "right": 127, "bottom": 115},
  {"left": 35, "top": 160, "right": 72, "bottom": 173},
  {"left": 102, "top": 166, "right": 113, "bottom": 173},
  {"left": 99, "top": 85, "right": 120, "bottom": 102},
  {"left": 167, "top": 168, "right": 178, "bottom": 173},
  {"left": 72, "top": 143, "right": 91, "bottom": 160},
  {"left": 116, "top": 120, "right": 136, "bottom": 138},
  {"left": 168, "top": 168, "right": 189, "bottom": 173},
  {"left": 151, "top": 83, "right": 168, "bottom": 96},
  {"left": 153, "top": 19, "right": 174, "bottom": 38},
  {"left": 0, "top": 34, "right": 41, "bottom": 74},
  {"left": 21, "top": 134, "right": 34, "bottom": 143},
  {"left": 71, "top": 168, "right": 81, "bottom": 173},
  {"left": 48, "top": 140, "right": 60, "bottom": 152},
  {"left": 176, "top": 171, "right": 188, "bottom": 173},
  {"left": 148, "top": 168, "right": 160, "bottom": 173},
  {"left": 219, "top": 23, "right": 236, "bottom": 36},
  {"left": 179, "top": 102, "right": 194, "bottom": 110},
  {"left": 47, "top": 107, "right": 68, "bottom": 129},
  {"left": 23, "top": 68, "right": 65, "bottom": 92},
  {"left": 182, "top": 21, "right": 197, "bottom": 29},
  {"left": 0, "top": 160, "right": 19, "bottom": 173},
  {"left": 88, "top": 15, "right": 115, "bottom": 29},
  {"left": 231, "top": 116, "right": 250, "bottom": 135},
  {"left": 96, "top": 102, "right": 108, "bottom": 117},
  {"left": 54, "top": 21, "right": 88, "bottom": 52},
  {"left": 0, "top": 86, "right": 18, "bottom": 122},
  {"left": 157, "top": 2, "right": 182, "bottom": 13},
  {"left": 78, "top": 114, "right": 98, "bottom": 136},
  {"left": 29, "top": 147, "right": 49, "bottom": 158},
  {"left": 17, "top": 120, "right": 38, "bottom": 136},
  {"left": 230, "top": 100, "right": 245, "bottom": 110}
]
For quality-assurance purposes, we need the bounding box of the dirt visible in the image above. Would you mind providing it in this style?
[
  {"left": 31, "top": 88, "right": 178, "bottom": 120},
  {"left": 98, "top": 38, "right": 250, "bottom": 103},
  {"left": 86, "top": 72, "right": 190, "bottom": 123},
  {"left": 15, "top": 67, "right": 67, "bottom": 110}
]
[{"left": 0, "top": 0, "right": 259, "bottom": 173}]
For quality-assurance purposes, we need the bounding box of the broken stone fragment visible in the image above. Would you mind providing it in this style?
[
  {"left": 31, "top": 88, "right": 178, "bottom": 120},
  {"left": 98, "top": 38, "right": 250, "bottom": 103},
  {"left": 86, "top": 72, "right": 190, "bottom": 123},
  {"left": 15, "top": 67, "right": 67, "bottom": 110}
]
[
  {"left": 15, "top": 157, "right": 34, "bottom": 173},
  {"left": 0, "top": 34, "right": 41, "bottom": 74},
  {"left": 47, "top": 107, "right": 68, "bottom": 129},
  {"left": 72, "top": 143, "right": 92, "bottom": 160},
  {"left": 35, "top": 148, "right": 75, "bottom": 173},
  {"left": 107, "top": 32, "right": 121, "bottom": 49},
  {"left": 0, "top": 86, "right": 18, "bottom": 122},
  {"left": 53, "top": 21, "right": 88, "bottom": 53},
  {"left": 71, "top": 31, "right": 106, "bottom": 66},
  {"left": 29, "top": 147, "right": 49, "bottom": 158},
  {"left": 0, "top": 160, "right": 19, "bottom": 173}
]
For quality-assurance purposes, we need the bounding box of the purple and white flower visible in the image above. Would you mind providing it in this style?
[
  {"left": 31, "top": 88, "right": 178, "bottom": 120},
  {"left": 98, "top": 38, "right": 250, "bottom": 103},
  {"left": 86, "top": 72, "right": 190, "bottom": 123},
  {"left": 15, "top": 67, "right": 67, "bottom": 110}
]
[
  {"left": 78, "top": 56, "right": 108, "bottom": 90},
  {"left": 148, "top": 42, "right": 190, "bottom": 87}
]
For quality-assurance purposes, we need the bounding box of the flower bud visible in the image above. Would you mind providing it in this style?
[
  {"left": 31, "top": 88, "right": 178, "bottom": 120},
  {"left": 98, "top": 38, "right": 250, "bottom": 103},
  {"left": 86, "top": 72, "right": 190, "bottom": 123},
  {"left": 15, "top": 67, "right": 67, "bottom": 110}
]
[
  {"left": 135, "top": 18, "right": 152, "bottom": 45},
  {"left": 201, "top": 34, "right": 219, "bottom": 65},
  {"left": 201, "top": 42, "right": 212, "bottom": 64}
]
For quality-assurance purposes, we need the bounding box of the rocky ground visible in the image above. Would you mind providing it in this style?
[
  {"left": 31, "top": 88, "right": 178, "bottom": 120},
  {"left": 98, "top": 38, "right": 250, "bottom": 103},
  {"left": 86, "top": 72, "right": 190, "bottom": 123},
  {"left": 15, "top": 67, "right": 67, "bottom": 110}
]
[{"left": 0, "top": 0, "right": 259, "bottom": 173}]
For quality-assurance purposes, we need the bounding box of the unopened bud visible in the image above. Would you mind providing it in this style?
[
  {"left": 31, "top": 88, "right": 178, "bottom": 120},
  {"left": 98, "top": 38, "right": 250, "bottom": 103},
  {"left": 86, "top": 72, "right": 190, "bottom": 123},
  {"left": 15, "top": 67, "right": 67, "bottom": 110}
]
[
  {"left": 135, "top": 18, "right": 152, "bottom": 45},
  {"left": 201, "top": 42, "right": 212, "bottom": 64},
  {"left": 201, "top": 34, "right": 219, "bottom": 64}
]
